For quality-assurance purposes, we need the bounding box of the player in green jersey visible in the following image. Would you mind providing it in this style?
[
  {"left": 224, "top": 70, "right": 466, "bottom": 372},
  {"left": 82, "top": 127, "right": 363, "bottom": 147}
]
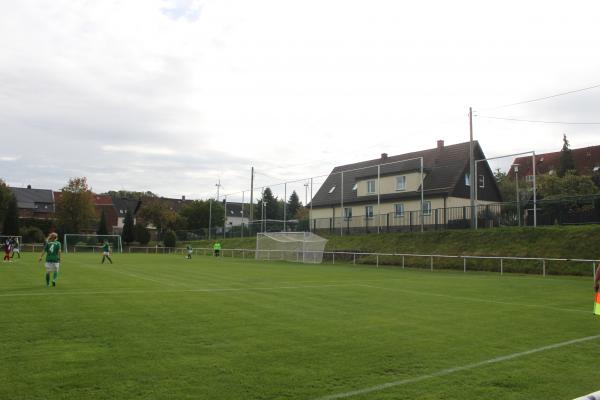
[
  {"left": 38, "top": 233, "right": 61, "bottom": 287},
  {"left": 101, "top": 240, "right": 113, "bottom": 264},
  {"left": 213, "top": 241, "right": 221, "bottom": 257},
  {"left": 186, "top": 244, "right": 193, "bottom": 259}
]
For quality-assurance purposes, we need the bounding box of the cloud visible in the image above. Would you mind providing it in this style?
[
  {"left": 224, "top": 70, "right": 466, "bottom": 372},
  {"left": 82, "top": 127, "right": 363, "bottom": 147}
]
[
  {"left": 0, "top": 156, "right": 20, "bottom": 162},
  {"left": 102, "top": 145, "right": 177, "bottom": 156}
]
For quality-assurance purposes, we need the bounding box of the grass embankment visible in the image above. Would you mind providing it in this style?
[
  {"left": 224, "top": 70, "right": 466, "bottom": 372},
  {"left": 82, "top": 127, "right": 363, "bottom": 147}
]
[{"left": 189, "top": 225, "right": 600, "bottom": 274}]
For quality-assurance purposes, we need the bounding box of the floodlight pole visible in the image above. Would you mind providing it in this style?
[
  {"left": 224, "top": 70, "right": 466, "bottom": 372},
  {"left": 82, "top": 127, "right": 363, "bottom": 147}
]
[
  {"left": 249, "top": 167, "right": 254, "bottom": 221},
  {"left": 377, "top": 165, "right": 381, "bottom": 234},
  {"left": 304, "top": 182, "right": 308, "bottom": 206},
  {"left": 241, "top": 191, "right": 245, "bottom": 238},
  {"left": 310, "top": 178, "right": 313, "bottom": 233},
  {"left": 420, "top": 157, "right": 424, "bottom": 233},
  {"left": 514, "top": 165, "right": 521, "bottom": 226},
  {"left": 340, "top": 171, "right": 344, "bottom": 236},
  {"left": 208, "top": 198, "right": 212, "bottom": 240},
  {"left": 284, "top": 182, "right": 287, "bottom": 232},
  {"left": 223, "top": 197, "right": 227, "bottom": 239},
  {"left": 469, "top": 107, "right": 476, "bottom": 229},
  {"left": 532, "top": 152, "right": 537, "bottom": 227}
]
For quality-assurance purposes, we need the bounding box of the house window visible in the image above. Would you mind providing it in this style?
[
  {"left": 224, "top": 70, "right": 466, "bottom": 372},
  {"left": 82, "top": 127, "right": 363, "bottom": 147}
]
[
  {"left": 478, "top": 175, "right": 485, "bottom": 188},
  {"left": 328, "top": 186, "right": 336, "bottom": 194},
  {"left": 594, "top": 166, "right": 600, "bottom": 172},
  {"left": 352, "top": 183, "right": 358, "bottom": 191},
  {"left": 344, "top": 207, "right": 352, "bottom": 219},
  {"left": 394, "top": 203, "right": 404, "bottom": 217},
  {"left": 422, "top": 201, "right": 432, "bottom": 216},
  {"left": 367, "top": 180, "right": 376, "bottom": 194},
  {"left": 365, "top": 205, "right": 374, "bottom": 219},
  {"left": 396, "top": 176, "right": 406, "bottom": 191},
  {"left": 464, "top": 173, "right": 470, "bottom": 186},
  {"left": 525, "top": 175, "right": 534, "bottom": 183}
]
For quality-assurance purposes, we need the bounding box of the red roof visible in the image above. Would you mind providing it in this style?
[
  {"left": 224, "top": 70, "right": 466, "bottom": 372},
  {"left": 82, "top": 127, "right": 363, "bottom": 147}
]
[{"left": 509, "top": 145, "right": 600, "bottom": 177}]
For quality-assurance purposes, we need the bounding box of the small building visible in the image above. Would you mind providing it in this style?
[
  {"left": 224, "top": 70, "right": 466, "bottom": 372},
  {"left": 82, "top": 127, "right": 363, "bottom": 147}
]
[
  {"left": 10, "top": 185, "right": 55, "bottom": 219},
  {"left": 111, "top": 197, "right": 142, "bottom": 234},
  {"left": 224, "top": 201, "right": 249, "bottom": 227},
  {"left": 509, "top": 144, "right": 600, "bottom": 181},
  {"left": 309, "top": 140, "right": 502, "bottom": 232}
]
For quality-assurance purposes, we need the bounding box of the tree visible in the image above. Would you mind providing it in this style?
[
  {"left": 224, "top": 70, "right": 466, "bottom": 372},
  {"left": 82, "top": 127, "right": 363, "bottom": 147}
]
[
  {"left": 537, "top": 171, "right": 599, "bottom": 199},
  {"left": 134, "top": 224, "right": 150, "bottom": 245},
  {"left": 3, "top": 194, "right": 19, "bottom": 235},
  {"left": 179, "top": 200, "right": 224, "bottom": 229},
  {"left": 97, "top": 210, "right": 108, "bottom": 235},
  {"left": 493, "top": 168, "right": 507, "bottom": 184},
  {"left": 121, "top": 209, "right": 135, "bottom": 244},
  {"left": 0, "top": 179, "right": 12, "bottom": 231},
  {"left": 163, "top": 229, "right": 177, "bottom": 247},
  {"left": 256, "top": 188, "right": 279, "bottom": 220},
  {"left": 137, "top": 198, "right": 178, "bottom": 234},
  {"left": 287, "top": 190, "right": 301, "bottom": 219},
  {"left": 557, "top": 134, "right": 576, "bottom": 177},
  {"left": 55, "top": 177, "right": 97, "bottom": 233}
]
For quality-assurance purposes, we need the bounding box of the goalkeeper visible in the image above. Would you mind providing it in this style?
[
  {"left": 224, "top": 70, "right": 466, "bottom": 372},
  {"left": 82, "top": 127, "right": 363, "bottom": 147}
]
[{"left": 213, "top": 241, "right": 221, "bottom": 257}]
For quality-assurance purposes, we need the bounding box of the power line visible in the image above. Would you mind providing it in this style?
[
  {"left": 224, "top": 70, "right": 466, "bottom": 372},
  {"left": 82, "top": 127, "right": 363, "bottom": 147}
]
[
  {"left": 478, "top": 83, "right": 600, "bottom": 111},
  {"left": 477, "top": 115, "right": 600, "bottom": 125}
]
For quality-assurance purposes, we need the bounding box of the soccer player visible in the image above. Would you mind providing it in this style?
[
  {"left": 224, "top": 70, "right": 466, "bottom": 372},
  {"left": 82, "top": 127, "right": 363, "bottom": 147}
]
[
  {"left": 186, "top": 244, "right": 193, "bottom": 259},
  {"left": 10, "top": 237, "right": 20, "bottom": 259},
  {"left": 213, "top": 241, "right": 221, "bottom": 257},
  {"left": 3, "top": 238, "right": 12, "bottom": 262},
  {"left": 38, "top": 233, "right": 61, "bottom": 287},
  {"left": 101, "top": 240, "right": 113, "bottom": 264}
]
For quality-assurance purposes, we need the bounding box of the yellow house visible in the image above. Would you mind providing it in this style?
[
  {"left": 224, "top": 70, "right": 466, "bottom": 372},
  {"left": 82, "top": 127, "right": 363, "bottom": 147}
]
[{"left": 309, "top": 140, "right": 502, "bottom": 233}]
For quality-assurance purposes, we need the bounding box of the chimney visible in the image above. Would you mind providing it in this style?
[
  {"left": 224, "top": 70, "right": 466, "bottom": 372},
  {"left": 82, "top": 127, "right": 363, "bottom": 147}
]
[
  {"left": 437, "top": 140, "right": 444, "bottom": 149},
  {"left": 182, "top": 195, "right": 186, "bottom": 201},
  {"left": 27, "top": 184, "right": 31, "bottom": 189},
  {"left": 381, "top": 153, "right": 388, "bottom": 160}
]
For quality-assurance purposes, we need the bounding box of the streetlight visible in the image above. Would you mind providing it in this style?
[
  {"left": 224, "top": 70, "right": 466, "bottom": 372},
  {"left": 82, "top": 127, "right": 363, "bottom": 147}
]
[{"left": 512, "top": 164, "right": 520, "bottom": 227}]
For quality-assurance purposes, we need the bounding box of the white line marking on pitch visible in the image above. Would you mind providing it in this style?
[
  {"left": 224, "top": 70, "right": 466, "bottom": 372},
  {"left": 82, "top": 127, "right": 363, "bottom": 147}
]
[
  {"left": 359, "top": 284, "right": 589, "bottom": 314},
  {"left": 0, "top": 284, "right": 358, "bottom": 297},
  {"left": 314, "top": 334, "right": 600, "bottom": 400}
]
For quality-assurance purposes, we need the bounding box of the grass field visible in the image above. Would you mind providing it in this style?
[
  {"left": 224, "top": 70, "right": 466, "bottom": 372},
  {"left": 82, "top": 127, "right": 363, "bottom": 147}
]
[{"left": 1, "top": 252, "right": 599, "bottom": 399}]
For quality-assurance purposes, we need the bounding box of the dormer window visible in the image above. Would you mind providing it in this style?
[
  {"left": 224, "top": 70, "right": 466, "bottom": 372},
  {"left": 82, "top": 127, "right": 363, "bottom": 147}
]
[{"left": 328, "top": 186, "right": 336, "bottom": 194}]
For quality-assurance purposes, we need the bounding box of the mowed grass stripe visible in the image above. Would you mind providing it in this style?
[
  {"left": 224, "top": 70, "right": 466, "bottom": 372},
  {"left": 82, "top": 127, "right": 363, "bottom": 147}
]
[{"left": 1, "top": 253, "right": 598, "bottom": 400}]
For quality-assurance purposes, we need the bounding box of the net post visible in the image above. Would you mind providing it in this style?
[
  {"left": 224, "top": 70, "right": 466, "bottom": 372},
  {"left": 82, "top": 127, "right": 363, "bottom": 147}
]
[
  {"left": 376, "top": 254, "right": 379, "bottom": 268},
  {"left": 500, "top": 258, "right": 503, "bottom": 275},
  {"left": 332, "top": 253, "right": 335, "bottom": 264},
  {"left": 402, "top": 255, "right": 405, "bottom": 269},
  {"left": 542, "top": 259, "right": 546, "bottom": 277},
  {"left": 430, "top": 256, "right": 433, "bottom": 272},
  {"left": 353, "top": 253, "right": 356, "bottom": 265},
  {"left": 463, "top": 257, "right": 466, "bottom": 273}
]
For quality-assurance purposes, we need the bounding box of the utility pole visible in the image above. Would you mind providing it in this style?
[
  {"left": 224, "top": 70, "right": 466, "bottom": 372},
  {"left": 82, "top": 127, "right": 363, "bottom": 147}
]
[
  {"left": 469, "top": 107, "right": 476, "bottom": 229},
  {"left": 249, "top": 167, "right": 254, "bottom": 221},
  {"left": 215, "top": 179, "right": 221, "bottom": 201},
  {"left": 304, "top": 182, "right": 308, "bottom": 205}
]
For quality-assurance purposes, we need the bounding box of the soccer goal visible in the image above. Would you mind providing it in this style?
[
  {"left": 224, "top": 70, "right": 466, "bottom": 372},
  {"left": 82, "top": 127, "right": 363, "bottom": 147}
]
[
  {"left": 64, "top": 234, "right": 123, "bottom": 253},
  {"left": 255, "top": 232, "right": 328, "bottom": 264}
]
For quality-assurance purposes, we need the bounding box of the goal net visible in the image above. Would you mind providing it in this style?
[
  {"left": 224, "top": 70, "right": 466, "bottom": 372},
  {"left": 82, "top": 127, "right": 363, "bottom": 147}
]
[
  {"left": 255, "top": 232, "right": 328, "bottom": 264},
  {"left": 64, "top": 234, "right": 123, "bottom": 253}
]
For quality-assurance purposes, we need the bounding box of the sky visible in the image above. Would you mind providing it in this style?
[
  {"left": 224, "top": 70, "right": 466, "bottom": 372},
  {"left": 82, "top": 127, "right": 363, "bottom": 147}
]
[{"left": 1, "top": 0, "right": 599, "bottom": 202}]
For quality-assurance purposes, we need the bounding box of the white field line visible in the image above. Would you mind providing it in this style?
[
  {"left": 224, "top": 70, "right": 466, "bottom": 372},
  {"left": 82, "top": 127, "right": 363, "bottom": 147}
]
[
  {"left": 574, "top": 390, "right": 600, "bottom": 400},
  {"left": 0, "top": 284, "right": 359, "bottom": 297},
  {"left": 314, "top": 334, "right": 600, "bottom": 400},
  {"left": 359, "top": 284, "right": 590, "bottom": 314}
]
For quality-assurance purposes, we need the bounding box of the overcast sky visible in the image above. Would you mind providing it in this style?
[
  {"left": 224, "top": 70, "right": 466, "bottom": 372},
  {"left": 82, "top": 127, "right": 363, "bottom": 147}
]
[{"left": 1, "top": 0, "right": 599, "bottom": 202}]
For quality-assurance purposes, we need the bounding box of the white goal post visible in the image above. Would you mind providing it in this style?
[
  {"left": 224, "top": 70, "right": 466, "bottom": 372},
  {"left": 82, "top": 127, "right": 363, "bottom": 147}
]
[
  {"left": 64, "top": 234, "right": 123, "bottom": 253},
  {"left": 256, "top": 232, "right": 328, "bottom": 264}
]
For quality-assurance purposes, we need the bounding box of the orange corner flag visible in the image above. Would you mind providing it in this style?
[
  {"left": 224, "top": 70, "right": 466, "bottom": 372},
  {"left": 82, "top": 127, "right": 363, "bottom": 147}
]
[{"left": 594, "top": 292, "right": 600, "bottom": 316}]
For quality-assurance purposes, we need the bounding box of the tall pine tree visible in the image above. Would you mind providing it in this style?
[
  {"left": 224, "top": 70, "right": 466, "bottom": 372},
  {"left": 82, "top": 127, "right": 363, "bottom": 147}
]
[
  {"left": 558, "top": 134, "right": 576, "bottom": 177},
  {"left": 97, "top": 210, "right": 108, "bottom": 235},
  {"left": 121, "top": 209, "right": 135, "bottom": 244},
  {"left": 287, "top": 190, "right": 301, "bottom": 219}
]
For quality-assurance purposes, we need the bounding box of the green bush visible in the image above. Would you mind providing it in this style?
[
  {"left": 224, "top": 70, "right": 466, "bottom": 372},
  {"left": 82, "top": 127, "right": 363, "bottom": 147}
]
[
  {"left": 134, "top": 224, "right": 151, "bottom": 245},
  {"left": 20, "top": 226, "right": 45, "bottom": 243},
  {"left": 163, "top": 229, "right": 177, "bottom": 248}
]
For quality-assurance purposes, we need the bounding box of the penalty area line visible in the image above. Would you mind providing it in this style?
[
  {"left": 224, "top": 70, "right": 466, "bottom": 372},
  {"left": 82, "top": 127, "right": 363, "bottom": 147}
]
[{"left": 313, "top": 334, "right": 600, "bottom": 400}]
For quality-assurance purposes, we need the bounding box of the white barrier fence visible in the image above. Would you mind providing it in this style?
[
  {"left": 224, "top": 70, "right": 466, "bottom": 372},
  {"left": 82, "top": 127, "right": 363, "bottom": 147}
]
[{"left": 19, "top": 244, "right": 598, "bottom": 277}]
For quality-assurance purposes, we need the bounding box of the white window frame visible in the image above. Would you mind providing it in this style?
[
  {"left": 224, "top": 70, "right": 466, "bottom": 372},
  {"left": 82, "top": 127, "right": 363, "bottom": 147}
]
[
  {"left": 344, "top": 207, "right": 352, "bottom": 219},
  {"left": 422, "top": 201, "right": 432, "bottom": 216},
  {"left": 328, "top": 186, "right": 336, "bottom": 194},
  {"left": 367, "top": 180, "right": 376, "bottom": 194},
  {"left": 464, "top": 173, "right": 470, "bottom": 186},
  {"left": 478, "top": 175, "right": 485, "bottom": 188},
  {"left": 395, "top": 176, "right": 406, "bottom": 191},
  {"left": 394, "top": 203, "right": 404, "bottom": 217},
  {"left": 525, "top": 175, "right": 534, "bottom": 183},
  {"left": 365, "top": 205, "right": 374, "bottom": 219}
]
